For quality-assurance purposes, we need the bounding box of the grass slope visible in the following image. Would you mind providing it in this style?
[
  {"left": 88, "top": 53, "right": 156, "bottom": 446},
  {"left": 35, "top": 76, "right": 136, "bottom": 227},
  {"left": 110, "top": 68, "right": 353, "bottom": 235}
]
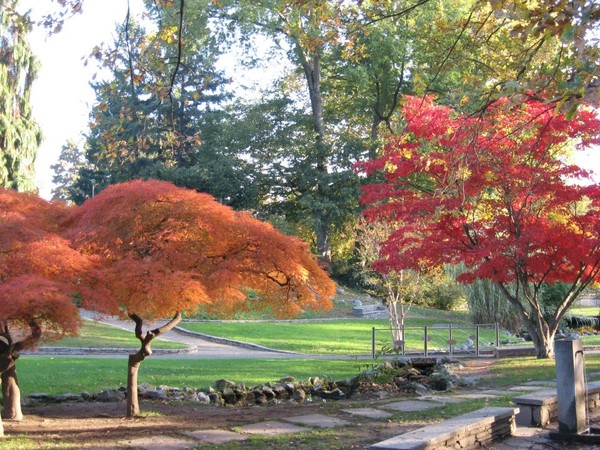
[
  {"left": 16, "top": 357, "right": 359, "bottom": 395},
  {"left": 45, "top": 321, "right": 187, "bottom": 349}
]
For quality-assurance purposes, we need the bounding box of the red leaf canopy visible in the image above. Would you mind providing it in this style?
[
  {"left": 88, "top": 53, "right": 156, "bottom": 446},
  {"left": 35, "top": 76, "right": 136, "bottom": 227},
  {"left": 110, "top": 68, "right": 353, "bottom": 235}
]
[{"left": 359, "top": 95, "right": 600, "bottom": 287}]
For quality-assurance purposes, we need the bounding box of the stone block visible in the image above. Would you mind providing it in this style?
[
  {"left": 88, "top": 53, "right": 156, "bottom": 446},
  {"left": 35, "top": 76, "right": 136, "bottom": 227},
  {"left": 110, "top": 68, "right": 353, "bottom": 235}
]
[
  {"left": 369, "top": 407, "right": 518, "bottom": 450},
  {"left": 532, "top": 405, "right": 551, "bottom": 427},
  {"left": 515, "top": 405, "right": 533, "bottom": 426}
]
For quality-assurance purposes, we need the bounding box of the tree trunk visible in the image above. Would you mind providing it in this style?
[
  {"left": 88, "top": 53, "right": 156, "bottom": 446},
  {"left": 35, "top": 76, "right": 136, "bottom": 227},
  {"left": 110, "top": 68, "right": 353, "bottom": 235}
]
[
  {"left": 125, "top": 312, "right": 182, "bottom": 417},
  {"left": 1, "top": 365, "right": 22, "bottom": 421},
  {"left": 524, "top": 316, "right": 556, "bottom": 359},
  {"left": 496, "top": 282, "right": 557, "bottom": 359},
  {"left": 387, "top": 301, "right": 403, "bottom": 350},
  {"left": 126, "top": 353, "right": 143, "bottom": 417},
  {"left": 315, "top": 220, "right": 331, "bottom": 269}
]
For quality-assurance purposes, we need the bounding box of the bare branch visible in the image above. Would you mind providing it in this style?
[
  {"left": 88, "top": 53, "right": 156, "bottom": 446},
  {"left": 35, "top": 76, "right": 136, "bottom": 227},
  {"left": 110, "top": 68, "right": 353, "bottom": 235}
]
[
  {"left": 150, "top": 312, "right": 182, "bottom": 337},
  {"left": 128, "top": 312, "right": 145, "bottom": 341}
]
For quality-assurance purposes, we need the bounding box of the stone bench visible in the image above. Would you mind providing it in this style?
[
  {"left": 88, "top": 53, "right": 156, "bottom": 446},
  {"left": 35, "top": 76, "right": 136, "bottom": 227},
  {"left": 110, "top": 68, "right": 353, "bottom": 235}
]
[
  {"left": 352, "top": 304, "right": 387, "bottom": 317},
  {"left": 492, "top": 345, "right": 536, "bottom": 358},
  {"left": 369, "top": 406, "right": 519, "bottom": 449},
  {"left": 513, "top": 380, "right": 600, "bottom": 427}
]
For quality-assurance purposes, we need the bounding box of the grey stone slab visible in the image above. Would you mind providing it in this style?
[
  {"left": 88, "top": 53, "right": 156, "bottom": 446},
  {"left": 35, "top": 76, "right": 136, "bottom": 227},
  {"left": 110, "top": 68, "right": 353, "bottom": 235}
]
[
  {"left": 341, "top": 407, "right": 393, "bottom": 419},
  {"left": 183, "top": 429, "right": 248, "bottom": 445},
  {"left": 512, "top": 389, "right": 556, "bottom": 406},
  {"left": 120, "top": 435, "right": 195, "bottom": 450},
  {"left": 453, "top": 393, "right": 500, "bottom": 399},
  {"left": 238, "top": 420, "right": 307, "bottom": 435},
  {"left": 491, "top": 425, "right": 555, "bottom": 449},
  {"left": 283, "top": 413, "right": 351, "bottom": 428},
  {"left": 509, "top": 385, "right": 549, "bottom": 392},
  {"left": 381, "top": 400, "right": 443, "bottom": 412},
  {"left": 480, "top": 389, "right": 513, "bottom": 396},
  {"left": 427, "top": 396, "right": 467, "bottom": 404},
  {"left": 522, "top": 380, "right": 556, "bottom": 387}
]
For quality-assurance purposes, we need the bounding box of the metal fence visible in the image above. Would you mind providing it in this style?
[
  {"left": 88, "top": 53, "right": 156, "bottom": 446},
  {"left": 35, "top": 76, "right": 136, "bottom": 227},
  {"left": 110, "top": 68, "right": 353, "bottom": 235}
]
[{"left": 371, "top": 323, "right": 501, "bottom": 358}]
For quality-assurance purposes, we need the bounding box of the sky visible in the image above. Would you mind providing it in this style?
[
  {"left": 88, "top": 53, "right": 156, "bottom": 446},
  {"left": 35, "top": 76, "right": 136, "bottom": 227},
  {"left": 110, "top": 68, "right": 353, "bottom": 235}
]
[
  {"left": 21, "top": 0, "right": 282, "bottom": 199},
  {"left": 17, "top": 1, "right": 600, "bottom": 199},
  {"left": 20, "top": 0, "right": 146, "bottom": 199}
]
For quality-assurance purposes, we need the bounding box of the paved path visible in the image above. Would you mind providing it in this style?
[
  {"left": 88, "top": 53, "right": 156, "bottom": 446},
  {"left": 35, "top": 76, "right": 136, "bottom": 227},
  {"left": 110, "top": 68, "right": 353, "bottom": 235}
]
[{"left": 77, "top": 310, "right": 351, "bottom": 360}]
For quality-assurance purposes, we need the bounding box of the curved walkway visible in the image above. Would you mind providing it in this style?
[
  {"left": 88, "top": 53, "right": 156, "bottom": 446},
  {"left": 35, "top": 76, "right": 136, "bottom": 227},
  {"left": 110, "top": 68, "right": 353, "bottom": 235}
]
[{"left": 42, "top": 311, "right": 352, "bottom": 360}]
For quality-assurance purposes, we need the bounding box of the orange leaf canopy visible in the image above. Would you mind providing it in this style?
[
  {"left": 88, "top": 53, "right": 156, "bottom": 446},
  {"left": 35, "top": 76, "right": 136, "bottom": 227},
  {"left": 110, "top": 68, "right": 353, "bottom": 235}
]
[
  {"left": 65, "top": 180, "right": 335, "bottom": 319},
  {"left": 0, "top": 188, "right": 87, "bottom": 345}
]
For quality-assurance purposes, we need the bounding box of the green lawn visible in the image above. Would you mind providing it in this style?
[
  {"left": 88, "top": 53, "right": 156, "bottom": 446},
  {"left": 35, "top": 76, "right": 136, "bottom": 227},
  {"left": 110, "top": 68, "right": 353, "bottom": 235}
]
[
  {"left": 14, "top": 352, "right": 600, "bottom": 397},
  {"left": 179, "top": 318, "right": 503, "bottom": 355},
  {"left": 15, "top": 357, "right": 359, "bottom": 395},
  {"left": 45, "top": 320, "right": 187, "bottom": 349},
  {"left": 492, "top": 353, "right": 600, "bottom": 386},
  {"left": 567, "top": 306, "right": 600, "bottom": 317},
  {"left": 181, "top": 320, "right": 388, "bottom": 354}
]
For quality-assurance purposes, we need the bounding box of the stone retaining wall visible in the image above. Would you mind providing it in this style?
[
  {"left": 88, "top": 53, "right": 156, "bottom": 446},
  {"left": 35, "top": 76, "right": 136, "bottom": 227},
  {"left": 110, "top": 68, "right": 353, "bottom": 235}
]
[
  {"left": 370, "top": 406, "right": 519, "bottom": 450},
  {"left": 513, "top": 380, "right": 600, "bottom": 427},
  {"left": 25, "top": 346, "right": 196, "bottom": 356}
]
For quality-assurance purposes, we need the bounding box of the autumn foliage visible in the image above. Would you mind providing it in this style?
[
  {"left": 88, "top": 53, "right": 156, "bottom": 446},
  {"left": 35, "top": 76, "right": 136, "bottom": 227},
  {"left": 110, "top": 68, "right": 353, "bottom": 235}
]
[
  {"left": 0, "top": 188, "right": 94, "bottom": 427},
  {"left": 359, "top": 95, "right": 600, "bottom": 357},
  {"left": 0, "top": 180, "right": 334, "bottom": 420},
  {"left": 63, "top": 180, "right": 335, "bottom": 416},
  {"left": 0, "top": 188, "right": 87, "bottom": 349},
  {"left": 64, "top": 179, "right": 335, "bottom": 319}
]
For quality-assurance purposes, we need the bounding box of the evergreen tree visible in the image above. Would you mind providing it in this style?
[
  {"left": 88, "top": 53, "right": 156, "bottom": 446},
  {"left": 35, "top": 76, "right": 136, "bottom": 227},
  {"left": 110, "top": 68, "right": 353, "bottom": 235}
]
[
  {"left": 68, "top": 4, "right": 253, "bottom": 207},
  {"left": 0, "top": 0, "right": 42, "bottom": 192},
  {"left": 50, "top": 139, "right": 88, "bottom": 203}
]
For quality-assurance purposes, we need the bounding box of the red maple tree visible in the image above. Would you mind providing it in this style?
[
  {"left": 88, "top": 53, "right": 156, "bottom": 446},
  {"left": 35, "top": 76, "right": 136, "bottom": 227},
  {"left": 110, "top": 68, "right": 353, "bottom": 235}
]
[
  {"left": 0, "top": 188, "right": 96, "bottom": 434},
  {"left": 359, "top": 95, "right": 600, "bottom": 358},
  {"left": 64, "top": 180, "right": 335, "bottom": 416}
]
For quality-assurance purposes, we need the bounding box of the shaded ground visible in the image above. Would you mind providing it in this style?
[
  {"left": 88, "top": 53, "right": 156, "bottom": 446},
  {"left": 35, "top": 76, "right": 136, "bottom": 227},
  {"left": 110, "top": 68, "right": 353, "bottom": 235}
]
[
  {"left": 6, "top": 356, "right": 600, "bottom": 449},
  {"left": 6, "top": 396, "right": 415, "bottom": 449},
  {"left": 2, "top": 359, "right": 495, "bottom": 449}
]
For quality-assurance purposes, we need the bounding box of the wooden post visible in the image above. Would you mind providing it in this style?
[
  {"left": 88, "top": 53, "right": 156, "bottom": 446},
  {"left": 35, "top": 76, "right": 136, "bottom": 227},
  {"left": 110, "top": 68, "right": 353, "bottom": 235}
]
[{"left": 372, "top": 327, "right": 376, "bottom": 359}]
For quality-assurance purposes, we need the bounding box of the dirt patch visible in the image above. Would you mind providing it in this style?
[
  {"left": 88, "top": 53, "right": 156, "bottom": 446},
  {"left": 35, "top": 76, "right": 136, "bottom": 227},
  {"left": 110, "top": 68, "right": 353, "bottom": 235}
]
[
  {"left": 5, "top": 398, "right": 413, "bottom": 449},
  {"left": 454, "top": 357, "right": 501, "bottom": 380}
]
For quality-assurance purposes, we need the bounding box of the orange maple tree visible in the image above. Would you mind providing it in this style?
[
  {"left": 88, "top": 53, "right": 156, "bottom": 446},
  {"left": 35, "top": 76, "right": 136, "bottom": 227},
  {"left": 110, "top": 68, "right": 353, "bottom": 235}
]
[
  {"left": 64, "top": 180, "right": 335, "bottom": 416},
  {"left": 0, "top": 187, "right": 96, "bottom": 433}
]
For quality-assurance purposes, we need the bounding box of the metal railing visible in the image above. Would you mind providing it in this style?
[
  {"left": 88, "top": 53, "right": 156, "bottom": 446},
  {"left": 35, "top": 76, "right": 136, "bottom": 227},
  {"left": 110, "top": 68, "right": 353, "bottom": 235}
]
[{"left": 371, "top": 323, "right": 501, "bottom": 358}]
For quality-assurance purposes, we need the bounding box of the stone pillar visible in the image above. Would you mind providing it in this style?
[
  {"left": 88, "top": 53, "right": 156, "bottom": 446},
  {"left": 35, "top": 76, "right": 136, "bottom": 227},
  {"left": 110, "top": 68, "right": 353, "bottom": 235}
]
[{"left": 555, "top": 338, "right": 587, "bottom": 434}]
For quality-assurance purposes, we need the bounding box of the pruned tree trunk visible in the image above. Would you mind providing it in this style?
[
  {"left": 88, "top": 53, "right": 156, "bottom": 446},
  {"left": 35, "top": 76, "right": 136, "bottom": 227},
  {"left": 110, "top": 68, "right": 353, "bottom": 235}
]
[
  {"left": 125, "top": 311, "right": 182, "bottom": 417},
  {"left": 126, "top": 353, "right": 143, "bottom": 417},
  {"left": 1, "top": 365, "right": 22, "bottom": 421}
]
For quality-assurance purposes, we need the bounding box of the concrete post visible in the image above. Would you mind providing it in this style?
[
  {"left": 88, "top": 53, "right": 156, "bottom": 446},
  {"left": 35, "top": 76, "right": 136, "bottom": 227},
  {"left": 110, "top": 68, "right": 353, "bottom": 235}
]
[{"left": 555, "top": 338, "right": 587, "bottom": 434}]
